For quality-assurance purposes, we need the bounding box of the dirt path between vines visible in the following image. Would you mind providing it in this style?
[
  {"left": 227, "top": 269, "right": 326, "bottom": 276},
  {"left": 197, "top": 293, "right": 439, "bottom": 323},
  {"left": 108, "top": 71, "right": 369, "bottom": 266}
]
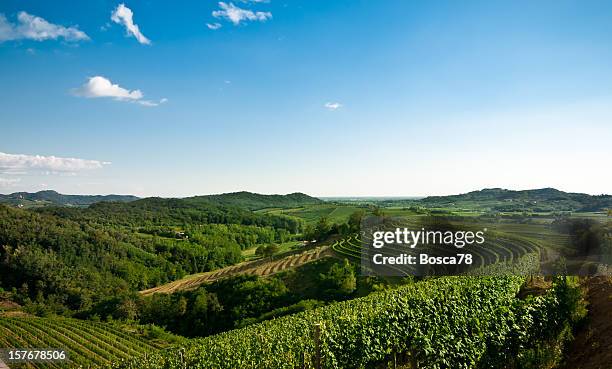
[{"left": 560, "top": 277, "right": 612, "bottom": 369}]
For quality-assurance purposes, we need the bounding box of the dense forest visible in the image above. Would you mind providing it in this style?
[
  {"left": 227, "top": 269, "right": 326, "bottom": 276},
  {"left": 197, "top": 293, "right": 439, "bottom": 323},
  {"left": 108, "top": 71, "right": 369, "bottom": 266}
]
[
  {"left": 36, "top": 197, "right": 304, "bottom": 232},
  {"left": 0, "top": 192, "right": 319, "bottom": 318},
  {"left": 126, "top": 258, "right": 359, "bottom": 337},
  {"left": 195, "top": 191, "right": 324, "bottom": 210}
]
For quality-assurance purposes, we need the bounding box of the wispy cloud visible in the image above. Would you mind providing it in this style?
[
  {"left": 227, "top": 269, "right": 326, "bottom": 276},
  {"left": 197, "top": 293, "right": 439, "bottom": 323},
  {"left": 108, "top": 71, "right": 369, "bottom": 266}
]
[
  {"left": 0, "top": 152, "right": 110, "bottom": 173},
  {"left": 207, "top": 22, "right": 222, "bottom": 30},
  {"left": 0, "top": 11, "right": 89, "bottom": 43},
  {"left": 324, "top": 102, "right": 343, "bottom": 111},
  {"left": 72, "top": 76, "right": 166, "bottom": 107},
  {"left": 212, "top": 2, "right": 272, "bottom": 26},
  {"left": 111, "top": 3, "right": 151, "bottom": 45},
  {"left": 0, "top": 177, "right": 21, "bottom": 188},
  {"left": 138, "top": 98, "right": 168, "bottom": 107}
]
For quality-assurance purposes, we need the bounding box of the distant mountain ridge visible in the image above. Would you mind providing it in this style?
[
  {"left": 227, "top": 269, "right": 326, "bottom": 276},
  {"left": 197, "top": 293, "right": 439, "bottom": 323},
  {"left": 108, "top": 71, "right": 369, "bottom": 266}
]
[
  {"left": 0, "top": 190, "right": 324, "bottom": 210},
  {"left": 419, "top": 187, "right": 612, "bottom": 212},
  {"left": 0, "top": 190, "right": 139, "bottom": 207},
  {"left": 3, "top": 188, "right": 608, "bottom": 212}
]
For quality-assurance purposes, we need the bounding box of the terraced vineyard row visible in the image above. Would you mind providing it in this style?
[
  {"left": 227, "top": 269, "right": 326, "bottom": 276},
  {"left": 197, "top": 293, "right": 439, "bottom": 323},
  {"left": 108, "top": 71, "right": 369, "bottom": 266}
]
[
  {"left": 141, "top": 245, "right": 331, "bottom": 295},
  {"left": 0, "top": 317, "right": 159, "bottom": 368},
  {"left": 332, "top": 231, "right": 542, "bottom": 275}
]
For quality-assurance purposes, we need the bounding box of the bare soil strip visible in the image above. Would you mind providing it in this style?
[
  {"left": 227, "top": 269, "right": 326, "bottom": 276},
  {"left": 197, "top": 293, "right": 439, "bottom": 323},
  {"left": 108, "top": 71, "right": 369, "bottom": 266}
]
[{"left": 140, "top": 246, "right": 331, "bottom": 295}]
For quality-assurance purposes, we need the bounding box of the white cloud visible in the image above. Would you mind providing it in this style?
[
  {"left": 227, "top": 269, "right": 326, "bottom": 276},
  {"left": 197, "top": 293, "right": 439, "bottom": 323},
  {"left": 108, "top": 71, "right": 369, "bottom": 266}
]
[
  {"left": 72, "top": 76, "right": 166, "bottom": 107},
  {"left": 207, "top": 22, "right": 222, "bottom": 30},
  {"left": 111, "top": 3, "right": 151, "bottom": 45},
  {"left": 0, "top": 11, "right": 89, "bottom": 43},
  {"left": 73, "top": 76, "right": 143, "bottom": 100},
  {"left": 212, "top": 2, "right": 272, "bottom": 26},
  {"left": 324, "top": 102, "right": 343, "bottom": 110},
  {"left": 0, "top": 152, "right": 109, "bottom": 173}
]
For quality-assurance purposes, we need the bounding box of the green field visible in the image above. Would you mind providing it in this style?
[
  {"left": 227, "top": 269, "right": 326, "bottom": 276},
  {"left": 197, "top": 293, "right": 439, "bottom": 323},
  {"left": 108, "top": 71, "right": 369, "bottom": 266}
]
[
  {"left": 241, "top": 240, "right": 304, "bottom": 260},
  {"left": 261, "top": 204, "right": 366, "bottom": 225}
]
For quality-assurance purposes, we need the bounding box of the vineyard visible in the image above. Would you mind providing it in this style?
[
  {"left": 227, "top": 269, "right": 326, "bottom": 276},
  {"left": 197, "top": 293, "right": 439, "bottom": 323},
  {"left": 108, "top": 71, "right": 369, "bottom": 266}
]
[
  {"left": 141, "top": 245, "right": 332, "bottom": 295},
  {"left": 331, "top": 218, "right": 570, "bottom": 275},
  {"left": 0, "top": 317, "right": 160, "bottom": 368},
  {"left": 111, "top": 252, "right": 578, "bottom": 369},
  {"left": 332, "top": 233, "right": 542, "bottom": 275}
]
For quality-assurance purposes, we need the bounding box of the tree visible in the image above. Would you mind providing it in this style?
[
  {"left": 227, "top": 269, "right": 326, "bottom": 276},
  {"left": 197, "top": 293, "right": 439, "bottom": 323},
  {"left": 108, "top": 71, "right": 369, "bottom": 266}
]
[
  {"left": 319, "top": 259, "right": 356, "bottom": 298},
  {"left": 314, "top": 217, "right": 332, "bottom": 241},
  {"left": 337, "top": 223, "right": 350, "bottom": 236},
  {"left": 303, "top": 224, "right": 314, "bottom": 241},
  {"left": 255, "top": 244, "right": 279, "bottom": 259},
  {"left": 183, "top": 289, "right": 222, "bottom": 336},
  {"left": 371, "top": 206, "right": 384, "bottom": 217},
  {"left": 348, "top": 210, "right": 365, "bottom": 232},
  {"left": 255, "top": 245, "right": 267, "bottom": 257},
  {"left": 116, "top": 296, "right": 139, "bottom": 321},
  {"left": 263, "top": 244, "right": 279, "bottom": 258}
]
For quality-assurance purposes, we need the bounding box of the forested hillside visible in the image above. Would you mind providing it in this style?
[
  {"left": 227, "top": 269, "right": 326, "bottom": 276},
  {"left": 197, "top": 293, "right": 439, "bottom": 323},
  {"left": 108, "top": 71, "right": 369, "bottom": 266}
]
[
  {"left": 0, "top": 192, "right": 307, "bottom": 318},
  {"left": 192, "top": 191, "right": 324, "bottom": 210},
  {"left": 419, "top": 188, "right": 612, "bottom": 212},
  {"left": 0, "top": 190, "right": 138, "bottom": 208},
  {"left": 36, "top": 197, "right": 303, "bottom": 232}
]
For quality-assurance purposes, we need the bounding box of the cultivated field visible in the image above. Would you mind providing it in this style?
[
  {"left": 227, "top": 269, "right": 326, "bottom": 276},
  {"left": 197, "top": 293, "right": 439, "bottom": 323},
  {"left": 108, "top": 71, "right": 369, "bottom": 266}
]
[
  {"left": 0, "top": 317, "right": 161, "bottom": 368},
  {"left": 141, "top": 245, "right": 333, "bottom": 295}
]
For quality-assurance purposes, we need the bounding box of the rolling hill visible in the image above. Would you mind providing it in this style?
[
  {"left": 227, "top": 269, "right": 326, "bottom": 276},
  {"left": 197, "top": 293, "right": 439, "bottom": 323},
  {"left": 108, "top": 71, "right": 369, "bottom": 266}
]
[
  {"left": 0, "top": 190, "right": 139, "bottom": 208},
  {"left": 191, "top": 191, "right": 324, "bottom": 210},
  {"left": 0, "top": 191, "right": 318, "bottom": 318},
  {"left": 418, "top": 188, "right": 612, "bottom": 212},
  {"left": 0, "top": 190, "right": 323, "bottom": 211}
]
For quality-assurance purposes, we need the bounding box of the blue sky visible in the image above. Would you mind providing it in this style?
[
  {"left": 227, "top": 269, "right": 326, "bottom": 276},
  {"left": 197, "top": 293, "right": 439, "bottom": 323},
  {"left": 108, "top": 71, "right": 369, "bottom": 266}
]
[{"left": 1, "top": 0, "right": 611, "bottom": 197}]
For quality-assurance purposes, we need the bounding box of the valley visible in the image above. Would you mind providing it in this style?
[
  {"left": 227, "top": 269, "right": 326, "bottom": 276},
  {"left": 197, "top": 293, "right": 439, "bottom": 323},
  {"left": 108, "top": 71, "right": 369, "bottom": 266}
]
[{"left": 0, "top": 188, "right": 610, "bottom": 368}]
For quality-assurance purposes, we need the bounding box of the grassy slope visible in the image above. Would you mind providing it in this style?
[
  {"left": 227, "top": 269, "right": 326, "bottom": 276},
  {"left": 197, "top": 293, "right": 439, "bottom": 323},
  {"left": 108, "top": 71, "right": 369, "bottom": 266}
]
[{"left": 262, "top": 204, "right": 365, "bottom": 225}]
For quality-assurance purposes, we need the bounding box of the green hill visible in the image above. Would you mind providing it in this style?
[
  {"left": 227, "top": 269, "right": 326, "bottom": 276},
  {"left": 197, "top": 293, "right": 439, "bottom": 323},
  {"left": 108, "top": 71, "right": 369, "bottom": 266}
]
[
  {"left": 418, "top": 188, "right": 612, "bottom": 212},
  {"left": 0, "top": 194, "right": 305, "bottom": 317},
  {"left": 0, "top": 190, "right": 139, "bottom": 208},
  {"left": 36, "top": 196, "right": 304, "bottom": 231},
  {"left": 192, "top": 191, "right": 324, "bottom": 210},
  {"left": 0, "top": 189, "right": 322, "bottom": 212}
]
